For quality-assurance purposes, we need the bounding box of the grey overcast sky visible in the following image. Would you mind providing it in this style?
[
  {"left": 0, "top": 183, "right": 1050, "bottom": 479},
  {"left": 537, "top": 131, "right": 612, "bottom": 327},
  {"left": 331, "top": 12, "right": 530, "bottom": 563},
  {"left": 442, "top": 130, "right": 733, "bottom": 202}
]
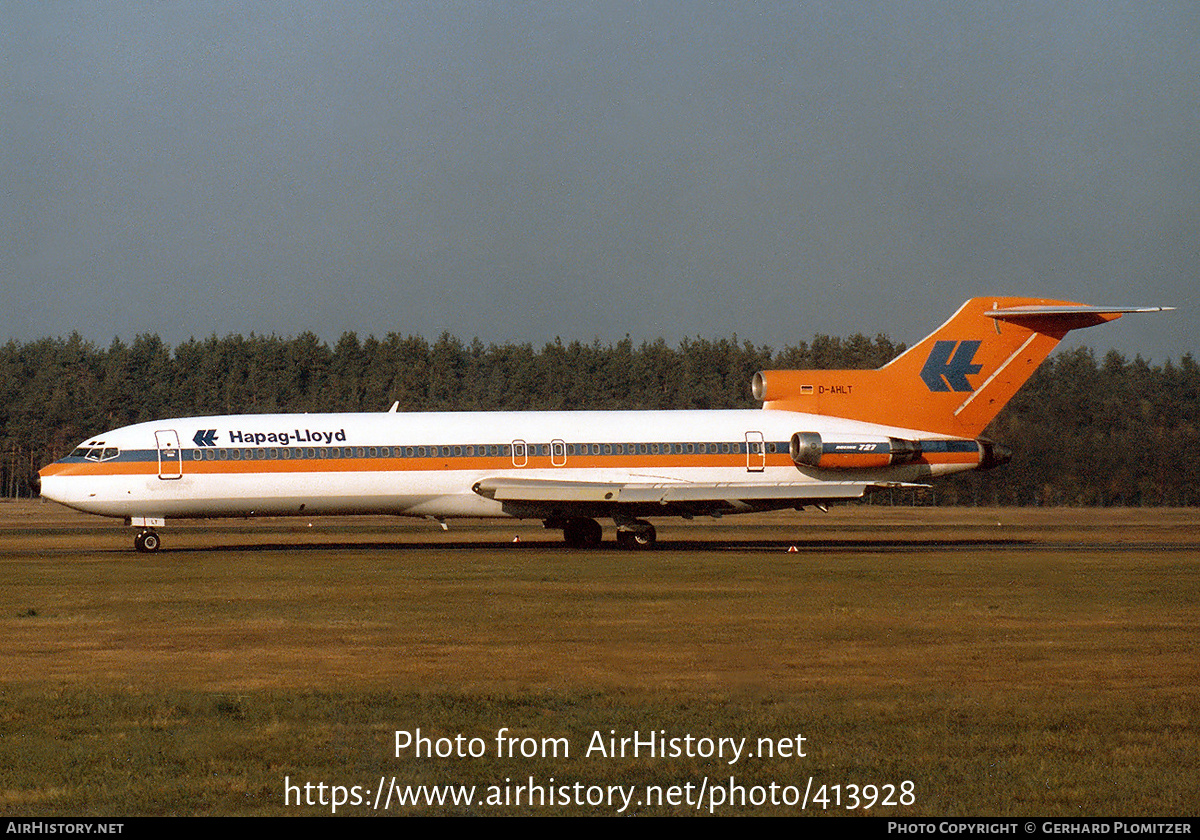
[{"left": 3, "top": 1, "right": 1196, "bottom": 361}]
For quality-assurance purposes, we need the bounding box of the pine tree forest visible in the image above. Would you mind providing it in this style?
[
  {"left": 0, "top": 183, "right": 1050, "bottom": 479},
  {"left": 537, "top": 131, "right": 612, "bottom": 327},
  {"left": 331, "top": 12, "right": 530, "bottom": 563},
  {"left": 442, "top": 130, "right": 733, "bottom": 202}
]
[{"left": 3, "top": 331, "right": 1197, "bottom": 506}]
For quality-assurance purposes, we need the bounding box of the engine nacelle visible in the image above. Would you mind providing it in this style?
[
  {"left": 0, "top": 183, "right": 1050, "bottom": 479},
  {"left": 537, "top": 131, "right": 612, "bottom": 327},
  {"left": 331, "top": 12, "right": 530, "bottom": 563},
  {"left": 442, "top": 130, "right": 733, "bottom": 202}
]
[
  {"left": 752, "top": 370, "right": 806, "bottom": 402},
  {"left": 977, "top": 438, "right": 1012, "bottom": 470},
  {"left": 790, "top": 432, "right": 922, "bottom": 470}
]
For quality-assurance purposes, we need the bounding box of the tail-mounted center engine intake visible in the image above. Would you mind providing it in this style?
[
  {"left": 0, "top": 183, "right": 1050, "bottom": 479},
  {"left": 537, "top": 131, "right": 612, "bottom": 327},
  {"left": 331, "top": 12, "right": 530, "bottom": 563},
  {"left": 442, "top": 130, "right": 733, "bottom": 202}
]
[{"left": 790, "top": 432, "right": 921, "bottom": 470}]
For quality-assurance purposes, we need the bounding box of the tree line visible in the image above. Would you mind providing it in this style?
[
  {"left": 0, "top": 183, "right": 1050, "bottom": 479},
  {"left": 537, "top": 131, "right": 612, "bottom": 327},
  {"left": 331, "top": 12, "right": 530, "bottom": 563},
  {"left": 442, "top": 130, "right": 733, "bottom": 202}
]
[{"left": 2, "top": 331, "right": 1195, "bottom": 506}]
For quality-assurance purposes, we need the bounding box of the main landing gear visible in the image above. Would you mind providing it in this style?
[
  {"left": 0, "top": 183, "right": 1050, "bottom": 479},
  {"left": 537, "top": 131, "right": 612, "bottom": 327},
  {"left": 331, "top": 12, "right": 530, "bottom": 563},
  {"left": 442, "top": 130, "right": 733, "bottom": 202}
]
[
  {"left": 134, "top": 529, "right": 161, "bottom": 553},
  {"left": 616, "top": 521, "right": 657, "bottom": 550},
  {"left": 561, "top": 517, "right": 602, "bottom": 548},
  {"left": 551, "top": 517, "right": 657, "bottom": 550}
]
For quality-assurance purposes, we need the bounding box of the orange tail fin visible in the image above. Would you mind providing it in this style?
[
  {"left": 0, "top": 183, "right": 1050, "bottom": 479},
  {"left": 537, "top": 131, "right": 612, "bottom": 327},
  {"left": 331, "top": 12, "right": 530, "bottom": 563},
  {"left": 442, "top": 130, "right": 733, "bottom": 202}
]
[{"left": 753, "top": 297, "right": 1168, "bottom": 437}]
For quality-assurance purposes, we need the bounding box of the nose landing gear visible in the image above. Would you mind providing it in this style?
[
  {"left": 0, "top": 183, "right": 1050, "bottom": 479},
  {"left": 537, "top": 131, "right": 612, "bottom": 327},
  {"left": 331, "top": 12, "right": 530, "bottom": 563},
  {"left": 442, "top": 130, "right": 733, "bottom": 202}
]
[{"left": 134, "top": 530, "right": 161, "bottom": 553}]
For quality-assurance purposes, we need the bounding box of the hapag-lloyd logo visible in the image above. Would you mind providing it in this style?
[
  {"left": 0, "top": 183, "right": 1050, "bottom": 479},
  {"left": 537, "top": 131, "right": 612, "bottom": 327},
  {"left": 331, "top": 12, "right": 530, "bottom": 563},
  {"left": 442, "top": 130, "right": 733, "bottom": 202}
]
[
  {"left": 920, "top": 340, "right": 982, "bottom": 392},
  {"left": 193, "top": 428, "right": 348, "bottom": 446}
]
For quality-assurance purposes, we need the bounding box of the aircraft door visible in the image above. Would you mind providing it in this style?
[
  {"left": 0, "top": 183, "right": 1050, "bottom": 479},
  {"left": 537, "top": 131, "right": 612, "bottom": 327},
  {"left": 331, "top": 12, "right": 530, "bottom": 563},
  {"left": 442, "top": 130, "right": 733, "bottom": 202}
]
[
  {"left": 745, "top": 431, "right": 765, "bottom": 472},
  {"left": 551, "top": 439, "right": 567, "bottom": 467},
  {"left": 155, "top": 430, "right": 183, "bottom": 480}
]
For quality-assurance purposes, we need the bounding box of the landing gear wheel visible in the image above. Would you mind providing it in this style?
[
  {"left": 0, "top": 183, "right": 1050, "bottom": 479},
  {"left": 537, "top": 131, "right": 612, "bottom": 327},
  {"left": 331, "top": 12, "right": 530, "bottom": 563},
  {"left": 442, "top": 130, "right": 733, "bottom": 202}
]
[
  {"left": 562, "top": 517, "right": 603, "bottom": 548},
  {"left": 134, "top": 530, "right": 161, "bottom": 553},
  {"left": 616, "top": 521, "right": 657, "bottom": 550}
]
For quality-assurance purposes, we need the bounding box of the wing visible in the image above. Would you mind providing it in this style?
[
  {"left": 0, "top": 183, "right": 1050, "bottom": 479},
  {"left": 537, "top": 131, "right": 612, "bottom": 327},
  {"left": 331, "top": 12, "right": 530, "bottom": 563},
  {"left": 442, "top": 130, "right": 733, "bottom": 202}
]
[{"left": 471, "top": 476, "right": 921, "bottom": 518}]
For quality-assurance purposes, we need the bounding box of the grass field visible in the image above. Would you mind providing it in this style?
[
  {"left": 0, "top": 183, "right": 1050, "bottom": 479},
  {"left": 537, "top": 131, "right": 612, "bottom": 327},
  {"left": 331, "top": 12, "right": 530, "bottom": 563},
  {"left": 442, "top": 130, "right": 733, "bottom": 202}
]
[{"left": 1, "top": 501, "right": 1197, "bottom": 816}]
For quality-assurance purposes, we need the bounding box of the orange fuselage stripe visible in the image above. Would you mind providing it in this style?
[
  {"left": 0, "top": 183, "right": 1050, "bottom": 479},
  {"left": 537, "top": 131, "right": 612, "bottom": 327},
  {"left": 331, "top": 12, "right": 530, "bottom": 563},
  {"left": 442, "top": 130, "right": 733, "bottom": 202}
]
[{"left": 41, "top": 450, "right": 979, "bottom": 478}]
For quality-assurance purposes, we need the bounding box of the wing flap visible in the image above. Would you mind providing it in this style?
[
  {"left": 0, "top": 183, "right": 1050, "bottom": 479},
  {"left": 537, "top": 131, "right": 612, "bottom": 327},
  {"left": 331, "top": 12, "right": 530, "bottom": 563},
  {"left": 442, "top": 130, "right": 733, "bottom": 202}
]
[{"left": 472, "top": 477, "right": 920, "bottom": 506}]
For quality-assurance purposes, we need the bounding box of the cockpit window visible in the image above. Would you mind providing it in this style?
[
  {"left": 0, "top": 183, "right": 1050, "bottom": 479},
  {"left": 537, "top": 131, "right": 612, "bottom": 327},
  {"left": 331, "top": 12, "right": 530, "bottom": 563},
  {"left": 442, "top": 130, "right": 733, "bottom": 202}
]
[{"left": 71, "top": 447, "right": 120, "bottom": 461}]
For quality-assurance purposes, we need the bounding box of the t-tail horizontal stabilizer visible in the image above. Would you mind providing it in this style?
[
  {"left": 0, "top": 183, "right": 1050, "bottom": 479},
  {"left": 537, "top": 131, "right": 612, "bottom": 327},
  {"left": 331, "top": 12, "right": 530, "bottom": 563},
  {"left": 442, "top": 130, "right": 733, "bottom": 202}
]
[{"left": 754, "top": 298, "right": 1172, "bottom": 437}]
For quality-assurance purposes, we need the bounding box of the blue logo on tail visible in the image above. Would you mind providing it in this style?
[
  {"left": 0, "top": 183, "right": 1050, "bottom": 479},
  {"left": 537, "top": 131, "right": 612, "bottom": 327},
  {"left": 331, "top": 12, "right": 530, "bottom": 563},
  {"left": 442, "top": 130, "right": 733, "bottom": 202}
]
[{"left": 920, "top": 340, "right": 982, "bottom": 392}]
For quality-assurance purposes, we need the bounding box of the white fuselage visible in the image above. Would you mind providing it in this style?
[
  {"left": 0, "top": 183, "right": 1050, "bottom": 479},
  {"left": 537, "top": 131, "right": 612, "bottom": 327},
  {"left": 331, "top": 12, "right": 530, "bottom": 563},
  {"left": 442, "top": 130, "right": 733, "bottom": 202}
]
[{"left": 37, "top": 408, "right": 979, "bottom": 522}]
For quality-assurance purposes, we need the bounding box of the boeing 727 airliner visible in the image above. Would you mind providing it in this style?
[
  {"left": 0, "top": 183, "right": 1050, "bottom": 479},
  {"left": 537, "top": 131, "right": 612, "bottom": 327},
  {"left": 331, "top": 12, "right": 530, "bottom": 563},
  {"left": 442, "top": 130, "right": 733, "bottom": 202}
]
[{"left": 34, "top": 297, "right": 1168, "bottom": 551}]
